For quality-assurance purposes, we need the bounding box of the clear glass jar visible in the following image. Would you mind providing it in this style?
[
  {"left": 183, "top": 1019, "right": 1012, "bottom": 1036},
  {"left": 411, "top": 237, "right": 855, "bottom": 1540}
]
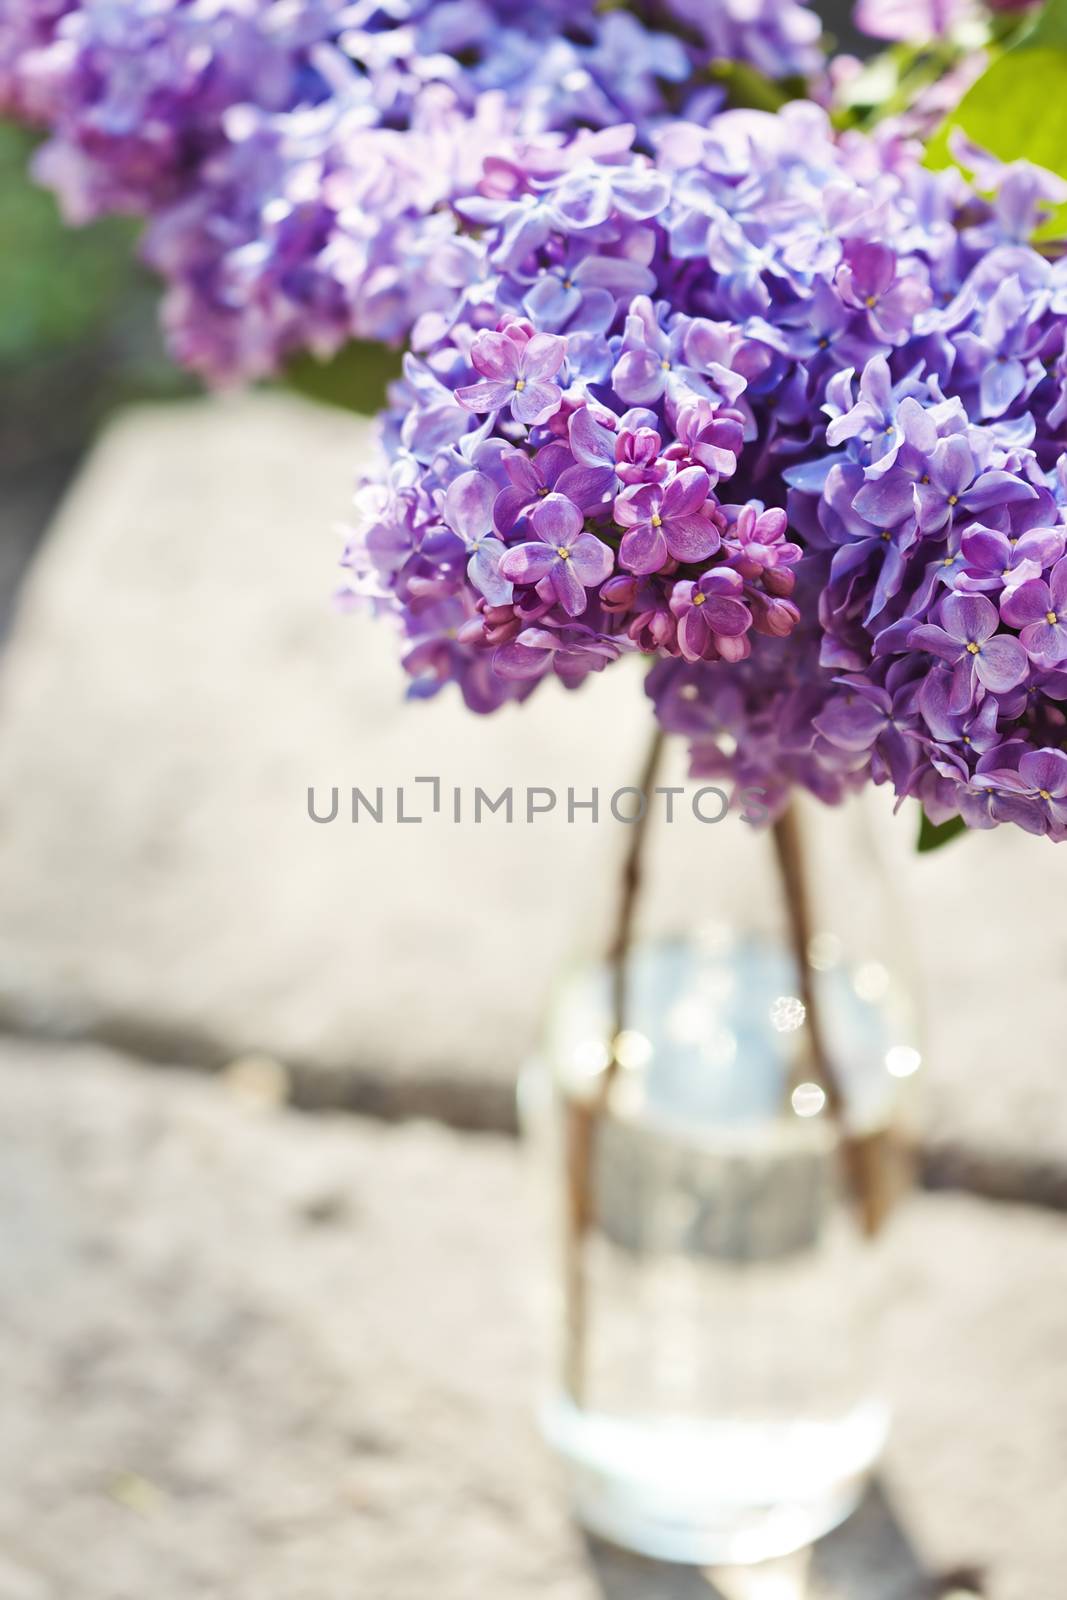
[{"left": 520, "top": 793, "right": 921, "bottom": 1567}]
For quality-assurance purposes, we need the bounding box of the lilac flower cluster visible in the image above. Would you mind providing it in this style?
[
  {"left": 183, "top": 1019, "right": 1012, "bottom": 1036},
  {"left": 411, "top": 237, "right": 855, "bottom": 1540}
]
[
  {"left": 769, "top": 158, "right": 1067, "bottom": 840},
  {"left": 4, "top": 0, "right": 822, "bottom": 381},
  {"left": 341, "top": 127, "right": 812, "bottom": 713},
  {"left": 853, "top": 0, "right": 1034, "bottom": 43},
  {"left": 681, "top": 143, "right": 1067, "bottom": 839},
  {"left": 10, "top": 3, "right": 1067, "bottom": 842},
  {"left": 347, "top": 105, "right": 1067, "bottom": 839},
  {"left": 0, "top": 0, "right": 70, "bottom": 118},
  {"left": 797, "top": 328, "right": 1067, "bottom": 840}
]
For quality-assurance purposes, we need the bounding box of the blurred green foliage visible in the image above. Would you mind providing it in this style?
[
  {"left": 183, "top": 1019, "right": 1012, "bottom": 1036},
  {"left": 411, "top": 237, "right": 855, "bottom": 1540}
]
[
  {"left": 0, "top": 121, "right": 190, "bottom": 426},
  {"left": 925, "top": 0, "right": 1067, "bottom": 239},
  {"left": 0, "top": 123, "right": 138, "bottom": 364},
  {"left": 284, "top": 340, "right": 402, "bottom": 415}
]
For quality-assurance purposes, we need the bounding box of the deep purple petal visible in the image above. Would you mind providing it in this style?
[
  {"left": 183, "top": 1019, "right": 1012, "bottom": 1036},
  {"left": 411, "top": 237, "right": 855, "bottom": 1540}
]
[
  {"left": 614, "top": 483, "right": 657, "bottom": 528},
  {"left": 1019, "top": 620, "right": 1067, "bottom": 667},
  {"left": 664, "top": 514, "right": 719, "bottom": 565},
  {"left": 502, "top": 450, "right": 541, "bottom": 494},
  {"left": 551, "top": 558, "right": 590, "bottom": 618},
  {"left": 499, "top": 542, "right": 557, "bottom": 584},
  {"left": 568, "top": 533, "right": 614, "bottom": 586},
  {"left": 907, "top": 623, "right": 962, "bottom": 663},
  {"left": 512, "top": 381, "right": 562, "bottom": 427},
  {"left": 520, "top": 333, "right": 567, "bottom": 382},
  {"left": 662, "top": 466, "right": 711, "bottom": 520},
  {"left": 960, "top": 471, "right": 1038, "bottom": 513},
  {"left": 853, "top": 474, "right": 915, "bottom": 527},
  {"left": 932, "top": 435, "right": 974, "bottom": 498},
  {"left": 569, "top": 406, "right": 616, "bottom": 468},
  {"left": 444, "top": 471, "right": 495, "bottom": 542},
  {"left": 917, "top": 669, "right": 961, "bottom": 741},
  {"left": 941, "top": 591, "right": 999, "bottom": 646},
  {"left": 530, "top": 493, "right": 582, "bottom": 546},
  {"left": 1000, "top": 578, "right": 1050, "bottom": 629},
  {"left": 974, "top": 634, "right": 1029, "bottom": 693},
  {"left": 983, "top": 790, "right": 1048, "bottom": 834},
  {"left": 701, "top": 595, "right": 751, "bottom": 637},
  {"left": 555, "top": 463, "right": 614, "bottom": 511},
  {"left": 471, "top": 334, "right": 520, "bottom": 382},
  {"left": 493, "top": 641, "right": 549, "bottom": 680},
  {"left": 456, "top": 380, "right": 511, "bottom": 414},
  {"left": 619, "top": 522, "right": 668, "bottom": 575},
  {"left": 1019, "top": 748, "right": 1067, "bottom": 797},
  {"left": 678, "top": 606, "right": 710, "bottom": 662},
  {"left": 493, "top": 485, "right": 534, "bottom": 536},
  {"left": 947, "top": 655, "right": 977, "bottom": 715},
  {"left": 814, "top": 694, "right": 887, "bottom": 752}
]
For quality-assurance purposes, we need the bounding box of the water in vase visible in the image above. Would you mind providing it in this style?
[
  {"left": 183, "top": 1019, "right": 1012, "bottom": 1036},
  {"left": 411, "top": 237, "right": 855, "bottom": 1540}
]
[{"left": 525, "top": 933, "right": 919, "bottom": 1566}]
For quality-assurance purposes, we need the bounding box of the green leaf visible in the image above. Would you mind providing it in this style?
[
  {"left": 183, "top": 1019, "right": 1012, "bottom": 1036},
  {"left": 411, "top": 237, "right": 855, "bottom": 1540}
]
[
  {"left": 283, "top": 340, "right": 402, "bottom": 414},
  {"left": 925, "top": 0, "right": 1067, "bottom": 205},
  {"left": 917, "top": 810, "right": 968, "bottom": 853},
  {"left": 1026, "top": 0, "right": 1067, "bottom": 50},
  {"left": 924, "top": 44, "right": 1067, "bottom": 238},
  {"left": 926, "top": 46, "right": 1067, "bottom": 173}
]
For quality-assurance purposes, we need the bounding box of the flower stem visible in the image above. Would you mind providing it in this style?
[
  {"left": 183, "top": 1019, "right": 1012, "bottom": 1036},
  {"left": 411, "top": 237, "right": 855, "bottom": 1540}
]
[
  {"left": 771, "top": 801, "right": 900, "bottom": 1236},
  {"left": 562, "top": 725, "right": 666, "bottom": 1406},
  {"left": 770, "top": 802, "right": 845, "bottom": 1119}
]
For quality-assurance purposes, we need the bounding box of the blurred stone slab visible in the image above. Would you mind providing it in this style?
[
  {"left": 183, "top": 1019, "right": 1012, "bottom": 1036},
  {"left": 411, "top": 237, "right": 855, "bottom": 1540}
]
[
  {"left": 0, "top": 394, "right": 1064, "bottom": 1172},
  {"left": 0, "top": 1040, "right": 1064, "bottom": 1600}
]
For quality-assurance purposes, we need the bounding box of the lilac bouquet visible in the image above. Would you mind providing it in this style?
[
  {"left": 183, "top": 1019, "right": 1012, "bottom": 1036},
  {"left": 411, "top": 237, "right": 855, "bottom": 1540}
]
[
  {"left": 345, "top": 106, "right": 1067, "bottom": 839},
  {"left": 6, "top": 0, "right": 1067, "bottom": 843},
  {"left": 2, "top": 0, "right": 820, "bottom": 377}
]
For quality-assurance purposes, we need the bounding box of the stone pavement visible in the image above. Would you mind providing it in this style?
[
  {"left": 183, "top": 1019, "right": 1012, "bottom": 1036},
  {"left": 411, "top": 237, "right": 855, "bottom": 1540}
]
[
  {"left": 0, "top": 394, "right": 1064, "bottom": 1180},
  {"left": 0, "top": 1038, "right": 1064, "bottom": 1600}
]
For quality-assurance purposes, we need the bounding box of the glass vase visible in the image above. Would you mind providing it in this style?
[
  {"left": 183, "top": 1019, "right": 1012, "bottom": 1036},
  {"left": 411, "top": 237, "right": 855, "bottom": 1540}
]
[{"left": 520, "top": 792, "right": 921, "bottom": 1568}]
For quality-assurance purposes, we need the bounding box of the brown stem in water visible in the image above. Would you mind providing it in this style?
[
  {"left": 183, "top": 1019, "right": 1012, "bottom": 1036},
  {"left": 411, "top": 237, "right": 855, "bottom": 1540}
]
[
  {"left": 562, "top": 727, "right": 666, "bottom": 1405},
  {"left": 770, "top": 803, "right": 845, "bottom": 1120},
  {"left": 771, "top": 802, "right": 898, "bottom": 1236},
  {"left": 605, "top": 727, "right": 667, "bottom": 1070}
]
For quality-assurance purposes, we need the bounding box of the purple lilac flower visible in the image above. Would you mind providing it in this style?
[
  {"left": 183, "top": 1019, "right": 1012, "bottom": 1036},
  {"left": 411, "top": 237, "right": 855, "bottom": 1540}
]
[
  {"left": 442, "top": 472, "right": 513, "bottom": 607},
  {"left": 456, "top": 323, "right": 566, "bottom": 427},
  {"left": 973, "top": 747, "right": 1067, "bottom": 835},
  {"left": 343, "top": 102, "right": 1067, "bottom": 840},
  {"left": 612, "top": 297, "right": 746, "bottom": 411},
  {"left": 615, "top": 468, "right": 721, "bottom": 575},
  {"left": 854, "top": 0, "right": 1037, "bottom": 45},
  {"left": 853, "top": 0, "right": 976, "bottom": 43},
  {"left": 15, "top": 0, "right": 1067, "bottom": 844},
  {"left": 836, "top": 242, "right": 933, "bottom": 345},
  {"left": 493, "top": 625, "right": 620, "bottom": 687},
  {"left": 5, "top": 0, "right": 827, "bottom": 380},
  {"left": 671, "top": 570, "right": 753, "bottom": 664},
  {"left": 499, "top": 495, "right": 613, "bottom": 617},
  {"left": 342, "top": 126, "right": 817, "bottom": 709},
  {"left": 797, "top": 347, "right": 1067, "bottom": 839},
  {"left": 956, "top": 518, "right": 1064, "bottom": 595},
  {"left": 493, "top": 441, "right": 609, "bottom": 534},
  {"left": 1000, "top": 559, "right": 1067, "bottom": 667},
  {"left": 908, "top": 593, "right": 1029, "bottom": 711},
  {"left": 0, "top": 0, "right": 70, "bottom": 118},
  {"left": 662, "top": 0, "right": 822, "bottom": 82}
]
